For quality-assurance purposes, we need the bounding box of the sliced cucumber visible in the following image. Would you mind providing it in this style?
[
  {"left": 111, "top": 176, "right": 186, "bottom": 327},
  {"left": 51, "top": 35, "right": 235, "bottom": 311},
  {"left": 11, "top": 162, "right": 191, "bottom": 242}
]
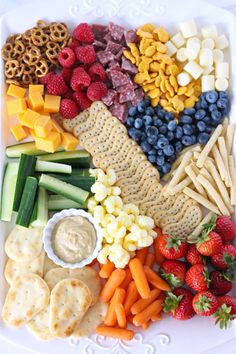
[
  {"left": 13, "top": 154, "right": 37, "bottom": 212},
  {"left": 0, "top": 162, "right": 19, "bottom": 221},
  {"left": 6, "top": 142, "right": 64, "bottom": 158},
  {"left": 39, "top": 174, "right": 89, "bottom": 204},
  {"left": 39, "top": 150, "right": 91, "bottom": 167},
  {"left": 35, "top": 160, "right": 72, "bottom": 174},
  {"left": 47, "top": 174, "right": 95, "bottom": 192},
  {"left": 16, "top": 177, "right": 38, "bottom": 227},
  {"left": 31, "top": 187, "right": 48, "bottom": 227},
  {"left": 72, "top": 168, "right": 90, "bottom": 176},
  {"left": 48, "top": 195, "right": 86, "bottom": 210}
]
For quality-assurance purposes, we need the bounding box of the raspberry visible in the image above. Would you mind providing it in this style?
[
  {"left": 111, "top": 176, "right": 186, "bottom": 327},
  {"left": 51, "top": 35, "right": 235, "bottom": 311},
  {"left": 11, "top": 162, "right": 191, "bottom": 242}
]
[
  {"left": 60, "top": 98, "right": 79, "bottom": 119},
  {"left": 70, "top": 67, "right": 91, "bottom": 91},
  {"left": 62, "top": 67, "right": 73, "bottom": 84},
  {"left": 87, "top": 82, "right": 107, "bottom": 101},
  {"left": 47, "top": 74, "right": 68, "bottom": 95},
  {"left": 69, "top": 38, "right": 80, "bottom": 50},
  {"left": 88, "top": 62, "right": 106, "bottom": 81},
  {"left": 58, "top": 47, "right": 76, "bottom": 68},
  {"left": 73, "top": 91, "right": 92, "bottom": 110},
  {"left": 75, "top": 45, "right": 96, "bottom": 64},
  {"left": 73, "top": 23, "right": 94, "bottom": 44},
  {"left": 63, "top": 89, "right": 74, "bottom": 99},
  {"left": 39, "top": 71, "right": 56, "bottom": 85}
]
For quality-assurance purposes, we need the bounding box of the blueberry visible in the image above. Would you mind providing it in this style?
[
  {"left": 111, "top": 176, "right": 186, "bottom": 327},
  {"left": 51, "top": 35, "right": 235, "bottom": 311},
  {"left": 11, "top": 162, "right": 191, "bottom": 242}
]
[
  {"left": 175, "top": 126, "right": 183, "bottom": 139},
  {"left": 183, "top": 108, "right": 196, "bottom": 116},
  {"left": 156, "top": 156, "right": 165, "bottom": 166},
  {"left": 206, "top": 126, "right": 213, "bottom": 134},
  {"left": 147, "top": 136, "right": 157, "bottom": 145},
  {"left": 159, "top": 124, "right": 168, "bottom": 134},
  {"left": 208, "top": 104, "right": 218, "bottom": 113},
  {"left": 140, "top": 141, "right": 152, "bottom": 153},
  {"left": 126, "top": 117, "right": 135, "bottom": 127},
  {"left": 180, "top": 115, "right": 193, "bottom": 124},
  {"left": 211, "top": 110, "right": 222, "bottom": 123},
  {"left": 167, "top": 131, "right": 174, "bottom": 141},
  {"left": 144, "top": 97, "right": 150, "bottom": 106},
  {"left": 205, "top": 91, "right": 218, "bottom": 103},
  {"left": 161, "top": 162, "right": 171, "bottom": 174},
  {"left": 163, "top": 145, "right": 175, "bottom": 156},
  {"left": 133, "top": 130, "right": 142, "bottom": 142},
  {"left": 195, "top": 101, "right": 201, "bottom": 110},
  {"left": 140, "top": 132, "right": 146, "bottom": 141},
  {"left": 175, "top": 141, "right": 183, "bottom": 152},
  {"left": 157, "top": 137, "right": 169, "bottom": 149},
  {"left": 148, "top": 148, "right": 156, "bottom": 155},
  {"left": 128, "top": 107, "right": 137, "bottom": 116},
  {"left": 196, "top": 121, "right": 206, "bottom": 132},
  {"left": 195, "top": 109, "right": 206, "bottom": 120},
  {"left": 217, "top": 98, "right": 228, "bottom": 110},
  {"left": 153, "top": 117, "right": 163, "bottom": 127},
  {"left": 157, "top": 149, "right": 164, "bottom": 156},
  {"left": 148, "top": 154, "right": 156, "bottom": 163},
  {"left": 190, "top": 135, "right": 197, "bottom": 144},
  {"left": 203, "top": 116, "right": 211, "bottom": 125},
  {"left": 157, "top": 109, "right": 165, "bottom": 118},
  {"left": 164, "top": 112, "right": 175, "bottom": 122},
  {"left": 219, "top": 91, "right": 228, "bottom": 99},
  {"left": 137, "top": 101, "right": 145, "bottom": 113},
  {"left": 183, "top": 124, "right": 194, "bottom": 136},
  {"left": 146, "top": 107, "right": 155, "bottom": 115},
  {"left": 168, "top": 120, "right": 177, "bottom": 131},
  {"left": 198, "top": 132, "right": 209, "bottom": 144},
  {"left": 147, "top": 126, "right": 158, "bottom": 137},
  {"left": 156, "top": 134, "right": 165, "bottom": 140},
  {"left": 134, "top": 118, "right": 143, "bottom": 129},
  {"left": 167, "top": 153, "right": 176, "bottom": 163},
  {"left": 143, "top": 115, "right": 152, "bottom": 126},
  {"left": 182, "top": 135, "right": 193, "bottom": 146},
  {"left": 199, "top": 98, "right": 209, "bottom": 109}
]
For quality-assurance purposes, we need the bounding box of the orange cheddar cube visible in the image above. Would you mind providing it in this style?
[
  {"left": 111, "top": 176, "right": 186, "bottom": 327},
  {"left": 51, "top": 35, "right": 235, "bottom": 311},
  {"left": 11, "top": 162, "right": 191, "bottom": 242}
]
[
  {"left": 44, "top": 95, "right": 61, "bottom": 113},
  {"left": 51, "top": 119, "right": 64, "bottom": 133},
  {"left": 61, "top": 132, "right": 79, "bottom": 151},
  {"left": 17, "top": 113, "right": 24, "bottom": 125},
  {"left": 29, "top": 84, "right": 44, "bottom": 95},
  {"left": 29, "top": 92, "right": 44, "bottom": 112},
  {"left": 7, "top": 84, "right": 26, "bottom": 98},
  {"left": 29, "top": 129, "right": 37, "bottom": 139},
  {"left": 34, "top": 114, "right": 52, "bottom": 138},
  {"left": 7, "top": 98, "right": 27, "bottom": 116},
  {"left": 21, "top": 109, "right": 40, "bottom": 129},
  {"left": 35, "top": 132, "right": 61, "bottom": 153},
  {"left": 10, "top": 124, "right": 28, "bottom": 141}
]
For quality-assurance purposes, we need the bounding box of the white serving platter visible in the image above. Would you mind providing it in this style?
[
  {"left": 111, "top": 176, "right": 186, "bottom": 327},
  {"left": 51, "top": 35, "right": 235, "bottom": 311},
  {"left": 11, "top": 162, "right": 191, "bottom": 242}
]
[{"left": 0, "top": 0, "right": 236, "bottom": 353}]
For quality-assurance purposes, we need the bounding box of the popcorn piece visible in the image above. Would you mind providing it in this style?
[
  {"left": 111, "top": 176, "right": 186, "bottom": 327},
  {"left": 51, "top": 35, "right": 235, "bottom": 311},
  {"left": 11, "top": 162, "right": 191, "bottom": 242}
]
[
  {"left": 104, "top": 196, "right": 123, "bottom": 215},
  {"left": 171, "top": 32, "right": 186, "bottom": 48},
  {"left": 97, "top": 245, "right": 110, "bottom": 264},
  {"left": 136, "top": 215, "right": 155, "bottom": 230},
  {"left": 177, "top": 72, "right": 192, "bottom": 86},
  {"left": 176, "top": 47, "right": 187, "bottom": 62},
  {"left": 123, "top": 239, "right": 137, "bottom": 252},
  {"left": 111, "top": 186, "right": 121, "bottom": 196},
  {"left": 215, "top": 35, "right": 229, "bottom": 50},
  {"left": 87, "top": 196, "right": 98, "bottom": 213},
  {"left": 123, "top": 203, "right": 139, "bottom": 216},
  {"left": 108, "top": 244, "right": 130, "bottom": 269},
  {"left": 106, "top": 169, "right": 117, "bottom": 186},
  {"left": 215, "top": 78, "right": 229, "bottom": 91},
  {"left": 201, "top": 75, "right": 215, "bottom": 92},
  {"left": 184, "top": 60, "right": 203, "bottom": 80},
  {"left": 165, "top": 41, "right": 177, "bottom": 56},
  {"left": 100, "top": 214, "right": 116, "bottom": 228},
  {"left": 213, "top": 49, "right": 224, "bottom": 63},
  {"left": 201, "top": 38, "right": 215, "bottom": 50},
  {"left": 91, "top": 181, "right": 108, "bottom": 202},
  {"left": 117, "top": 211, "right": 133, "bottom": 228},
  {"left": 215, "top": 62, "right": 229, "bottom": 79},
  {"left": 201, "top": 25, "right": 218, "bottom": 39},
  {"left": 137, "top": 236, "right": 154, "bottom": 248},
  {"left": 94, "top": 205, "right": 106, "bottom": 223},
  {"left": 180, "top": 20, "right": 197, "bottom": 38},
  {"left": 199, "top": 48, "right": 213, "bottom": 67}
]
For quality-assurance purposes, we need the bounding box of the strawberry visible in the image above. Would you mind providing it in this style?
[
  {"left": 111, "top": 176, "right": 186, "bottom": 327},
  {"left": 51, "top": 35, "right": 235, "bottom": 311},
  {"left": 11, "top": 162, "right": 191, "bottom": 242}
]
[
  {"left": 185, "top": 264, "right": 210, "bottom": 292},
  {"left": 209, "top": 270, "right": 232, "bottom": 296},
  {"left": 214, "top": 295, "right": 236, "bottom": 328},
  {"left": 60, "top": 98, "right": 79, "bottom": 119},
  {"left": 73, "top": 23, "right": 95, "bottom": 44},
  {"left": 192, "top": 291, "right": 218, "bottom": 316},
  {"left": 186, "top": 244, "right": 204, "bottom": 265},
  {"left": 210, "top": 244, "right": 236, "bottom": 270},
  {"left": 197, "top": 230, "right": 222, "bottom": 256},
  {"left": 47, "top": 73, "right": 68, "bottom": 95},
  {"left": 159, "top": 234, "right": 188, "bottom": 260},
  {"left": 160, "top": 260, "right": 187, "bottom": 287},
  {"left": 215, "top": 215, "right": 236, "bottom": 242},
  {"left": 163, "top": 288, "right": 195, "bottom": 320}
]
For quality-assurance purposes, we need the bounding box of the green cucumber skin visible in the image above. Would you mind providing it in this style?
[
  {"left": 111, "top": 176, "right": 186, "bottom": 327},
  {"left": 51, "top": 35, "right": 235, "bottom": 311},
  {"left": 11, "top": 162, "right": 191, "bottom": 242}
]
[
  {"left": 39, "top": 174, "right": 89, "bottom": 205},
  {"left": 35, "top": 160, "right": 72, "bottom": 174},
  {"left": 48, "top": 195, "right": 86, "bottom": 210},
  {"left": 72, "top": 169, "right": 90, "bottom": 176},
  {"left": 47, "top": 174, "right": 95, "bottom": 192},
  {"left": 31, "top": 187, "right": 48, "bottom": 227},
  {"left": 6, "top": 142, "right": 64, "bottom": 158},
  {"left": 0, "top": 162, "right": 19, "bottom": 221},
  {"left": 39, "top": 150, "right": 91, "bottom": 167},
  {"left": 16, "top": 177, "right": 38, "bottom": 227},
  {"left": 13, "top": 154, "right": 37, "bottom": 212}
]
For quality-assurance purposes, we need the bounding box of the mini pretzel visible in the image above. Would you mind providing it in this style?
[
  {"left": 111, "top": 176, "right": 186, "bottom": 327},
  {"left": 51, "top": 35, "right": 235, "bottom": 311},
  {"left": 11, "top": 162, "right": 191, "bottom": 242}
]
[
  {"left": 61, "top": 35, "right": 72, "bottom": 48},
  {"left": 22, "top": 46, "right": 41, "bottom": 66},
  {"left": 36, "top": 20, "right": 48, "bottom": 28},
  {"left": 1, "top": 43, "right": 15, "bottom": 60},
  {"left": 22, "top": 73, "right": 35, "bottom": 85},
  {"left": 13, "top": 41, "right": 25, "bottom": 56},
  {"left": 6, "top": 79, "right": 20, "bottom": 85},
  {"left": 23, "top": 65, "right": 34, "bottom": 75},
  {"left": 15, "top": 62, "right": 25, "bottom": 77},
  {"left": 35, "top": 59, "right": 49, "bottom": 77},
  {"left": 31, "top": 28, "right": 49, "bottom": 47},
  {"left": 49, "top": 22, "right": 68, "bottom": 42},
  {"left": 46, "top": 42, "right": 60, "bottom": 60},
  {"left": 5, "top": 60, "right": 19, "bottom": 78}
]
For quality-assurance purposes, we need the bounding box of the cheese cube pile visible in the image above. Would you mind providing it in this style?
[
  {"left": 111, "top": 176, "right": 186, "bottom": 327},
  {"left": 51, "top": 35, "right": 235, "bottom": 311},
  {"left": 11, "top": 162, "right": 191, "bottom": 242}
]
[
  {"left": 7, "top": 84, "right": 78, "bottom": 153},
  {"left": 169, "top": 21, "right": 229, "bottom": 92},
  {"left": 88, "top": 169, "right": 157, "bottom": 268}
]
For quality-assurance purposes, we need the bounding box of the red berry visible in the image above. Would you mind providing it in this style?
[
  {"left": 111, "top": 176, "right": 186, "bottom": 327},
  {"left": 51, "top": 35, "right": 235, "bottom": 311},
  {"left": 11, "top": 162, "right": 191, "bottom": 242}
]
[
  {"left": 39, "top": 71, "right": 56, "bottom": 85},
  {"left": 63, "top": 89, "right": 74, "bottom": 100},
  {"left": 186, "top": 244, "right": 204, "bottom": 265},
  {"left": 185, "top": 264, "right": 210, "bottom": 292},
  {"left": 210, "top": 270, "right": 232, "bottom": 296},
  {"left": 75, "top": 45, "right": 96, "bottom": 64},
  {"left": 160, "top": 260, "right": 187, "bottom": 287},
  {"left": 210, "top": 244, "right": 236, "bottom": 270},
  {"left": 70, "top": 67, "right": 91, "bottom": 91},
  {"left": 58, "top": 47, "right": 76, "bottom": 68},
  {"left": 159, "top": 234, "right": 188, "bottom": 260},
  {"left": 215, "top": 295, "right": 236, "bottom": 329},
  {"left": 73, "top": 23, "right": 94, "bottom": 44},
  {"left": 215, "top": 215, "right": 236, "bottom": 242},
  {"left": 88, "top": 62, "right": 106, "bottom": 81},
  {"left": 61, "top": 67, "right": 73, "bottom": 85},
  {"left": 164, "top": 287, "right": 195, "bottom": 320},
  {"left": 87, "top": 82, "right": 107, "bottom": 101},
  {"left": 217, "top": 295, "right": 236, "bottom": 313},
  {"left": 192, "top": 291, "right": 218, "bottom": 316},
  {"left": 69, "top": 38, "right": 80, "bottom": 50},
  {"left": 60, "top": 98, "right": 79, "bottom": 119},
  {"left": 197, "top": 231, "right": 222, "bottom": 256},
  {"left": 47, "top": 73, "right": 68, "bottom": 96},
  {"left": 73, "top": 91, "right": 92, "bottom": 110}
]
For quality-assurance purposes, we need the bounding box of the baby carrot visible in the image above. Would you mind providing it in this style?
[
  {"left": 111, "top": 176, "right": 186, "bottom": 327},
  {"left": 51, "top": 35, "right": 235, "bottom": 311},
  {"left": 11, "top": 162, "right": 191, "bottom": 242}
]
[
  {"left": 104, "top": 288, "right": 126, "bottom": 326},
  {"left": 133, "top": 299, "right": 163, "bottom": 326},
  {"left": 144, "top": 266, "right": 171, "bottom": 291},
  {"left": 151, "top": 313, "right": 162, "bottom": 322},
  {"left": 144, "top": 253, "right": 155, "bottom": 268},
  {"left": 99, "top": 261, "right": 115, "bottom": 279},
  {"left": 100, "top": 269, "right": 126, "bottom": 303},
  {"left": 129, "top": 258, "right": 151, "bottom": 299},
  {"left": 142, "top": 321, "right": 150, "bottom": 330},
  {"left": 153, "top": 228, "right": 165, "bottom": 265},
  {"left": 120, "top": 269, "right": 132, "bottom": 290},
  {"left": 127, "top": 314, "right": 134, "bottom": 324},
  {"left": 136, "top": 248, "right": 149, "bottom": 264},
  {"left": 96, "top": 326, "right": 134, "bottom": 340},
  {"left": 115, "top": 303, "right": 127, "bottom": 328},
  {"left": 124, "top": 281, "right": 139, "bottom": 316},
  {"left": 131, "top": 289, "right": 161, "bottom": 315}
]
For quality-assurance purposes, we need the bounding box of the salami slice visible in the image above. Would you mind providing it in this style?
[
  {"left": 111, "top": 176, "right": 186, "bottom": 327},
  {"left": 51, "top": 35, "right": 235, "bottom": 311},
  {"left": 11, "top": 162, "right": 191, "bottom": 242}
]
[
  {"left": 115, "top": 47, "right": 125, "bottom": 61},
  {"left": 110, "top": 102, "right": 128, "bottom": 121},
  {"left": 118, "top": 84, "right": 135, "bottom": 103},
  {"left": 108, "top": 22, "right": 125, "bottom": 41},
  {"left": 106, "top": 41, "right": 123, "bottom": 55},
  {"left": 109, "top": 69, "right": 130, "bottom": 88},
  {"left": 92, "top": 24, "right": 109, "bottom": 42},
  {"left": 97, "top": 51, "right": 115, "bottom": 66},
  {"left": 108, "top": 60, "right": 121, "bottom": 70},
  {"left": 93, "top": 40, "right": 106, "bottom": 49},
  {"left": 124, "top": 29, "right": 138, "bottom": 44},
  {"left": 121, "top": 57, "right": 138, "bottom": 74},
  {"left": 102, "top": 89, "right": 117, "bottom": 106}
]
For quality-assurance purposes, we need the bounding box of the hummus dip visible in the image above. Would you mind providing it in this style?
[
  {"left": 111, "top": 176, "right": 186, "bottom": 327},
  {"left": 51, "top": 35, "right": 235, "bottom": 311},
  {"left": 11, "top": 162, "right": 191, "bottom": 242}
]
[{"left": 52, "top": 216, "right": 97, "bottom": 263}]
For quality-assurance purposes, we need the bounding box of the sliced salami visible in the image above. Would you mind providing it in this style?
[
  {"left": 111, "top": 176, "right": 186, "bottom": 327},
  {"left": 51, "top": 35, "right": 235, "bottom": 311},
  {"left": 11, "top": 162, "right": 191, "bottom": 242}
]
[
  {"left": 93, "top": 40, "right": 106, "bottom": 49},
  {"left": 110, "top": 102, "right": 128, "bottom": 121},
  {"left": 92, "top": 24, "right": 109, "bottom": 42},
  {"left": 115, "top": 47, "right": 125, "bottom": 62},
  {"left": 109, "top": 69, "right": 130, "bottom": 88},
  {"left": 106, "top": 40, "right": 123, "bottom": 55},
  {"left": 108, "top": 22, "right": 125, "bottom": 41},
  {"left": 118, "top": 84, "right": 136, "bottom": 103},
  {"left": 121, "top": 57, "right": 138, "bottom": 74},
  {"left": 108, "top": 60, "right": 121, "bottom": 70},
  {"left": 97, "top": 51, "right": 115, "bottom": 66},
  {"left": 102, "top": 89, "right": 117, "bottom": 107},
  {"left": 124, "top": 29, "right": 138, "bottom": 44}
]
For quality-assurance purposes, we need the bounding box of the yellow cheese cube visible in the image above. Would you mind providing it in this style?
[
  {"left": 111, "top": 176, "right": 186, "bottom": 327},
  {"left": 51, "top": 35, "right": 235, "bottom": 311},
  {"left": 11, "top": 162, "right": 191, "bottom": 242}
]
[
  {"left": 7, "top": 98, "right": 27, "bottom": 116},
  {"left": 51, "top": 119, "right": 64, "bottom": 133},
  {"left": 35, "top": 132, "right": 61, "bottom": 153},
  {"left": 10, "top": 124, "right": 28, "bottom": 141},
  {"left": 29, "top": 129, "right": 37, "bottom": 139},
  {"left": 61, "top": 132, "right": 79, "bottom": 151},
  {"left": 29, "top": 92, "right": 44, "bottom": 112},
  {"left": 21, "top": 109, "right": 40, "bottom": 129},
  {"left": 29, "top": 84, "right": 44, "bottom": 95},
  {"left": 7, "top": 84, "right": 26, "bottom": 98},
  {"left": 34, "top": 114, "right": 52, "bottom": 138},
  {"left": 44, "top": 95, "right": 61, "bottom": 113},
  {"left": 17, "top": 113, "right": 24, "bottom": 125}
]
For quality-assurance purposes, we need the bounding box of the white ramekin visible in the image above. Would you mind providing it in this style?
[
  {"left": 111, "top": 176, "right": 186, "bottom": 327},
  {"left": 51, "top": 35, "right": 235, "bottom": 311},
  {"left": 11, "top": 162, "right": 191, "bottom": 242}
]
[{"left": 43, "top": 209, "right": 103, "bottom": 269}]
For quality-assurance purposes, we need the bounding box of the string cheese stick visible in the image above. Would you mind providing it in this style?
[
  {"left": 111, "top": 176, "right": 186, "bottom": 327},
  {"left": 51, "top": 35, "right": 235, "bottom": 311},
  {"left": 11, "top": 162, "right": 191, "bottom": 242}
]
[
  {"left": 193, "top": 151, "right": 214, "bottom": 163},
  {"left": 200, "top": 167, "right": 218, "bottom": 191},
  {"left": 179, "top": 144, "right": 202, "bottom": 156},
  {"left": 217, "top": 137, "right": 232, "bottom": 187},
  {"left": 183, "top": 187, "right": 220, "bottom": 214},
  {"left": 162, "top": 167, "right": 177, "bottom": 182},
  {"left": 225, "top": 125, "right": 235, "bottom": 154},
  {"left": 196, "top": 174, "right": 230, "bottom": 216},
  {"left": 185, "top": 165, "right": 207, "bottom": 198},
  {"left": 211, "top": 145, "right": 228, "bottom": 183},
  {"left": 188, "top": 211, "right": 214, "bottom": 240},
  {"left": 167, "top": 151, "right": 192, "bottom": 191},
  {"left": 196, "top": 124, "right": 223, "bottom": 168},
  {"left": 228, "top": 155, "right": 236, "bottom": 205},
  {"left": 221, "top": 117, "right": 229, "bottom": 137},
  {"left": 168, "top": 177, "right": 191, "bottom": 195}
]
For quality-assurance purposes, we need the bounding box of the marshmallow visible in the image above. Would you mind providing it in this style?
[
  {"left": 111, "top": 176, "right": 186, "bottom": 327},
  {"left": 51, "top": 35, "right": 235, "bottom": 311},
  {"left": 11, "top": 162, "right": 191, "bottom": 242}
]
[
  {"left": 176, "top": 47, "right": 187, "bottom": 62},
  {"left": 180, "top": 20, "right": 198, "bottom": 38},
  {"left": 215, "top": 35, "right": 229, "bottom": 50},
  {"left": 215, "top": 62, "right": 229, "bottom": 79},
  {"left": 201, "top": 75, "right": 215, "bottom": 92},
  {"left": 213, "top": 49, "right": 224, "bottom": 63},
  {"left": 165, "top": 41, "right": 177, "bottom": 56},
  {"left": 215, "top": 78, "right": 229, "bottom": 91},
  {"left": 184, "top": 60, "right": 204, "bottom": 80},
  {"left": 201, "top": 38, "right": 215, "bottom": 50},
  {"left": 171, "top": 32, "right": 186, "bottom": 48},
  {"left": 201, "top": 25, "right": 218, "bottom": 39},
  {"left": 199, "top": 48, "right": 213, "bottom": 67},
  {"left": 177, "top": 72, "right": 192, "bottom": 86}
]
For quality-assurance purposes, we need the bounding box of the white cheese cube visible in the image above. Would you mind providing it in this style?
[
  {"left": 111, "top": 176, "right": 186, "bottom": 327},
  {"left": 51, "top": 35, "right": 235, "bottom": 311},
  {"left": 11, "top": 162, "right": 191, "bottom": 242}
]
[
  {"left": 185, "top": 38, "right": 200, "bottom": 60},
  {"left": 202, "top": 66, "right": 214, "bottom": 75},
  {"left": 201, "top": 38, "right": 215, "bottom": 50},
  {"left": 184, "top": 60, "right": 204, "bottom": 80},
  {"left": 177, "top": 72, "right": 192, "bottom": 86},
  {"left": 215, "top": 78, "right": 229, "bottom": 91},
  {"left": 165, "top": 41, "right": 177, "bottom": 56},
  {"left": 201, "top": 25, "right": 218, "bottom": 39},
  {"left": 176, "top": 47, "right": 187, "bottom": 62},
  {"left": 201, "top": 75, "right": 215, "bottom": 92},
  {"left": 215, "top": 35, "right": 229, "bottom": 50},
  {"left": 180, "top": 20, "right": 198, "bottom": 38},
  {"left": 215, "top": 62, "right": 229, "bottom": 79},
  {"left": 199, "top": 48, "right": 213, "bottom": 67},
  {"left": 171, "top": 32, "right": 186, "bottom": 48},
  {"left": 213, "top": 49, "right": 224, "bottom": 63}
]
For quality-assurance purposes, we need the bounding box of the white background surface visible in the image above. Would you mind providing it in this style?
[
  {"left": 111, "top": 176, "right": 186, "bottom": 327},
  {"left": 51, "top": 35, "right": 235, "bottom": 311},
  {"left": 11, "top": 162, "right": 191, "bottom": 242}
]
[{"left": 0, "top": 0, "right": 236, "bottom": 353}]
